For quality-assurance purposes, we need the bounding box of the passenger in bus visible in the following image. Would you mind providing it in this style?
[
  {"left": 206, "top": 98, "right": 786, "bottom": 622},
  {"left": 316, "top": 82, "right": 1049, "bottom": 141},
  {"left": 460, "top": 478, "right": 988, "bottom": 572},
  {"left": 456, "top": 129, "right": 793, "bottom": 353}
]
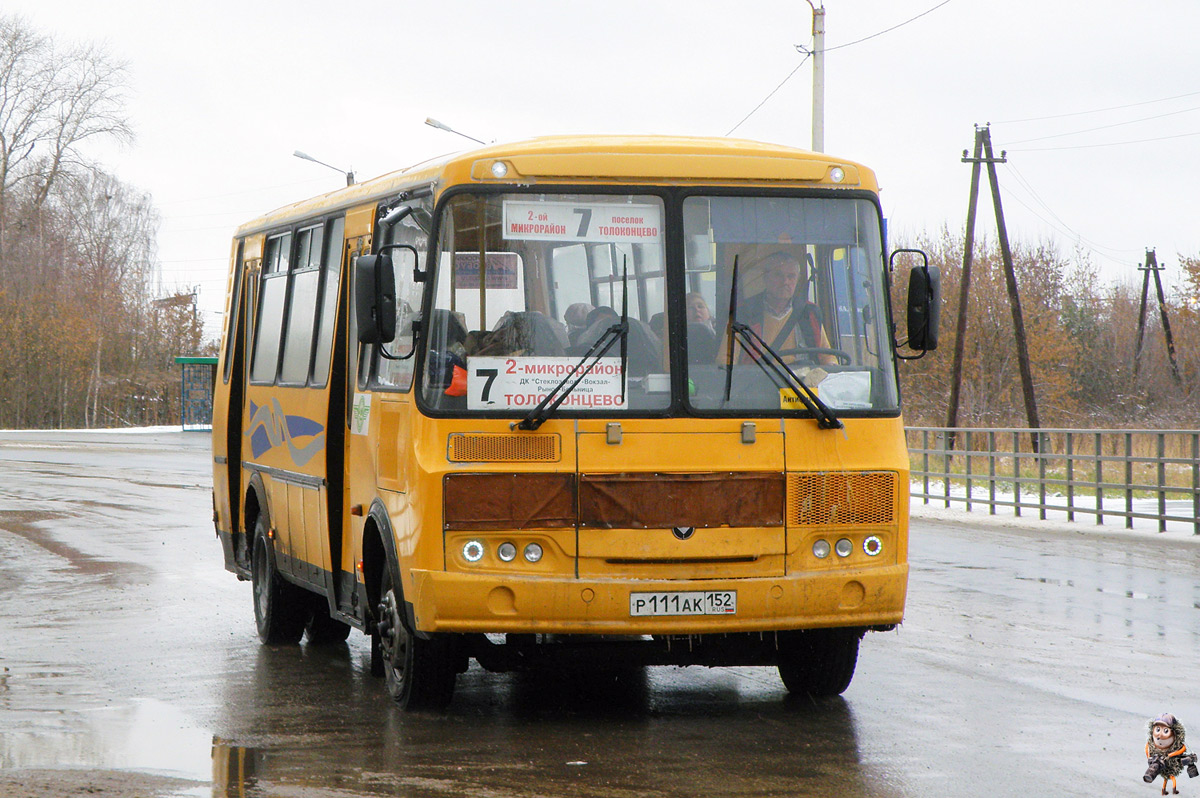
[
  {"left": 649, "top": 312, "right": 666, "bottom": 340},
  {"left": 545, "top": 316, "right": 571, "bottom": 350},
  {"left": 687, "top": 321, "right": 718, "bottom": 364},
  {"left": 470, "top": 311, "right": 566, "bottom": 357},
  {"left": 425, "top": 309, "right": 470, "bottom": 396},
  {"left": 685, "top": 292, "right": 715, "bottom": 334},
  {"left": 564, "top": 302, "right": 594, "bottom": 348},
  {"left": 570, "top": 306, "right": 662, "bottom": 377},
  {"left": 735, "top": 251, "right": 836, "bottom": 366}
]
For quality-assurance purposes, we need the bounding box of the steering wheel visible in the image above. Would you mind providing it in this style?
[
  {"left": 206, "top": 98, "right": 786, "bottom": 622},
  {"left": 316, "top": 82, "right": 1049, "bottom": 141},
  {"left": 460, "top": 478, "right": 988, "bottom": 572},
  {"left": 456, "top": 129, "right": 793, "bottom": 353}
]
[{"left": 774, "top": 346, "right": 852, "bottom": 365}]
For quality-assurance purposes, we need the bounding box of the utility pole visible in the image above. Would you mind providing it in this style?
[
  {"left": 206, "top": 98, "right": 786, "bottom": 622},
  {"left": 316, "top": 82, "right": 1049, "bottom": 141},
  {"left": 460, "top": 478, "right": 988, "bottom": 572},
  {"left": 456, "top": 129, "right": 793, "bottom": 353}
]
[
  {"left": 945, "top": 129, "right": 985, "bottom": 448},
  {"left": 808, "top": 1, "right": 825, "bottom": 152},
  {"left": 1133, "top": 249, "right": 1182, "bottom": 384},
  {"left": 947, "top": 125, "right": 1041, "bottom": 452}
]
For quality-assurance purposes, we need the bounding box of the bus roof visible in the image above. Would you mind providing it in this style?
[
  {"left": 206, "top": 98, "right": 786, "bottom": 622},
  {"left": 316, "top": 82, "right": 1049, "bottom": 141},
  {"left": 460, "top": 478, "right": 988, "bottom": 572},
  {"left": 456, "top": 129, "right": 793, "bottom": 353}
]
[{"left": 234, "top": 135, "right": 879, "bottom": 237}]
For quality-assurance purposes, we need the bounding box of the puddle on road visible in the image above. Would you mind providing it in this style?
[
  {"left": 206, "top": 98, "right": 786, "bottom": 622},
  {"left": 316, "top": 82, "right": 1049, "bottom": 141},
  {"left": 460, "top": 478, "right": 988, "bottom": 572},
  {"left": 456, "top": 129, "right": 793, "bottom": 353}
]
[{"left": 1, "top": 696, "right": 212, "bottom": 783}]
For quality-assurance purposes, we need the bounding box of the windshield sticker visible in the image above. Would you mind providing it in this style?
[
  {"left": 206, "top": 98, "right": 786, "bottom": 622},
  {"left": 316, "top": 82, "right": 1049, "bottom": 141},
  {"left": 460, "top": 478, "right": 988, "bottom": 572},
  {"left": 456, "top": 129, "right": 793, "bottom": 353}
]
[
  {"left": 779, "top": 371, "right": 872, "bottom": 411},
  {"left": 502, "top": 201, "right": 662, "bottom": 244},
  {"left": 467, "top": 357, "right": 627, "bottom": 411}
]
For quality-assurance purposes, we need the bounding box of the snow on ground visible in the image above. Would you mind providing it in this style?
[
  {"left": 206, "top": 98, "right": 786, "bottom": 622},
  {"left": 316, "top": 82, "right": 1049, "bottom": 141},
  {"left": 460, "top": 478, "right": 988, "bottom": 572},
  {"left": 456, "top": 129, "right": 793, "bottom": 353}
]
[{"left": 910, "top": 482, "right": 1200, "bottom": 544}]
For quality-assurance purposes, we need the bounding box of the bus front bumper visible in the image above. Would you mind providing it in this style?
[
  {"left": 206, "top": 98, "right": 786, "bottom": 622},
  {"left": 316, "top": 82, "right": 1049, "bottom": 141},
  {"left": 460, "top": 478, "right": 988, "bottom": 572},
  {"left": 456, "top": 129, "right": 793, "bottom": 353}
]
[{"left": 408, "top": 565, "right": 907, "bottom": 635}]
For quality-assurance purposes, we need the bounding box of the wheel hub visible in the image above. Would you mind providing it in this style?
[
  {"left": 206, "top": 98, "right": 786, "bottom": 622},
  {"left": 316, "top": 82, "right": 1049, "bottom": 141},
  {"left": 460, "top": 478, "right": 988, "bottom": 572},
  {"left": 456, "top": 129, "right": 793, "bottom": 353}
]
[{"left": 377, "top": 590, "right": 406, "bottom": 673}]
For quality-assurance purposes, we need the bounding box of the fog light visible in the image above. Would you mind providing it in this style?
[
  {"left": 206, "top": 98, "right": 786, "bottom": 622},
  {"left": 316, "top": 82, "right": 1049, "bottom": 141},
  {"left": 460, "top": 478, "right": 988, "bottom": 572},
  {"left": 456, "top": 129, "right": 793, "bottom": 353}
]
[
  {"left": 863, "top": 535, "right": 883, "bottom": 556},
  {"left": 835, "top": 538, "right": 853, "bottom": 558},
  {"left": 498, "top": 542, "right": 517, "bottom": 562},
  {"left": 462, "top": 540, "right": 485, "bottom": 563},
  {"left": 490, "top": 161, "right": 509, "bottom": 178},
  {"left": 523, "top": 542, "right": 543, "bottom": 563},
  {"left": 812, "top": 539, "right": 831, "bottom": 559}
]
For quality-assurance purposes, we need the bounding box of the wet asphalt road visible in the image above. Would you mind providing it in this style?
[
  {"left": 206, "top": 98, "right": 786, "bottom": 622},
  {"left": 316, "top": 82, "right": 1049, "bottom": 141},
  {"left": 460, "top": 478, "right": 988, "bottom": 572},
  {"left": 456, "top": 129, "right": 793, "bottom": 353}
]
[{"left": 0, "top": 430, "right": 1198, "bottom": 797}]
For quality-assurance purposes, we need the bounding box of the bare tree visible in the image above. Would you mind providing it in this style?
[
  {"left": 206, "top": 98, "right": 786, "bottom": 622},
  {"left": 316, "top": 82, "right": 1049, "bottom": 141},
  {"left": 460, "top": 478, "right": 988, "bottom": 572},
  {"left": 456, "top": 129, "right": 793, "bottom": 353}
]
[{"left": 0, "top": 15, "right": 131, "bottom": 250}]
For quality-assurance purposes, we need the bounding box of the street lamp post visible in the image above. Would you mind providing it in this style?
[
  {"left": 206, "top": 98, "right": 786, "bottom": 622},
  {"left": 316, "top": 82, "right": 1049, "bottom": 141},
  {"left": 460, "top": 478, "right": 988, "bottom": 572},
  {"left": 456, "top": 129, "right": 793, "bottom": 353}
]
[
  {"left": 424, "top": 117, "right": 488, "bottom": 146},
  {"left": 293, "top": 150, "right": 355, "bottom": 186}
]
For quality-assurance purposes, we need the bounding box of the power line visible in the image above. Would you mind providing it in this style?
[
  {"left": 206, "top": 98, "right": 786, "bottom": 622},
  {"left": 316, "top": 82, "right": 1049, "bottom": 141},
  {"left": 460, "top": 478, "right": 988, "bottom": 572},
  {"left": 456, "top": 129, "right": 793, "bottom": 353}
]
[
  {"left": 1005, "top": 103, "right": 1200, "bottom": 145},
  {"left": 726, "top": 53, "right": 811, "bottom": 136},
  {"left": 996, "top": 89, "right": 1200, "bottom": 125},
  {"left": 821, "top": 0, "right": 954, "bottom": 53},
  {"left": 154, "top": 177, "right": 332, "bottom": 206},
  {"left": 999, "top": 186, "right": 1129, "bottom": 270},
  {"left": 1009, "top": 128, "right": 1200, "bottom": 152},
  {"left": 1002, "top": 162, "right": 1136, "bottom": 260},
  {"left": 725, "top": 0, "right": 953, "bottom": 136}
]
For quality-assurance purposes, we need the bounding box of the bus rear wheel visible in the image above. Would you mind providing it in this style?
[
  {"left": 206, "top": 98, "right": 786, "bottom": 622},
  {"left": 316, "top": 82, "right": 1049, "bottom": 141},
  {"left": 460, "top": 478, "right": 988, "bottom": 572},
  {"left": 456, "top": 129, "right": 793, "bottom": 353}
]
[
  {"left": 777, "top": 628, "right": 864, "bottom": 698},
  {"left": 377, "top": 566, "right": 456, "bottom": 711},
  {"left": 250, "top": 517, "right": 307, "bottom": 645}
]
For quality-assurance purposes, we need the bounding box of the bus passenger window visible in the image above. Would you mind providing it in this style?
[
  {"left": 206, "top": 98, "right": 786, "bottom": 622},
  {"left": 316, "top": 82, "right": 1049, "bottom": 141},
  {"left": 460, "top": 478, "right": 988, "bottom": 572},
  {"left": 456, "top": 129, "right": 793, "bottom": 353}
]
[
  {"left": 250, "top": 232, "right": 291, "bottom": 384},
  {"left": 279, "top": 225, "right": 324, "bottom": 384}
]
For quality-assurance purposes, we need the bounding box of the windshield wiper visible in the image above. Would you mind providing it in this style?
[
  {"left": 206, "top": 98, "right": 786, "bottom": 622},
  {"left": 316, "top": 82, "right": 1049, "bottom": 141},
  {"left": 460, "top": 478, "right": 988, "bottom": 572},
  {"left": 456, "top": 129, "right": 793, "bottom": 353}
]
[
  {"left": 516, "top": 264, "right": 629, "bottom": 431},
  {"left": 723, "top": 256, "right": 842, "bottom": 430}
]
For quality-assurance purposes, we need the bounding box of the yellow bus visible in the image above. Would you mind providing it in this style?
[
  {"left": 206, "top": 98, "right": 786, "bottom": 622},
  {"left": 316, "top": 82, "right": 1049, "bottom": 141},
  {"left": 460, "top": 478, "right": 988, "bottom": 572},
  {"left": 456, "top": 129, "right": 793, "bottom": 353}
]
[{"left": 212, "top": 135, "right": 939, "bottom": 710}]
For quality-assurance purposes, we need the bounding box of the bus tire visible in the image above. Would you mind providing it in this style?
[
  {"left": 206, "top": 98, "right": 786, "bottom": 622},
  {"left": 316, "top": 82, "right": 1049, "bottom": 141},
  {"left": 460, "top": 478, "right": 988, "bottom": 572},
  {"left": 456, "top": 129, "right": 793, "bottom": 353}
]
[
  {"left": 250, "top": 517, "right": 307, "bottom": 645},
  {"left": 777, "top": 628, "right": 863, "bottom": 698},
  {"left": 305, "top": 596, "right": 352, "bottom": 644},
  {"left": 377, "top": 566, "right": 456, "bottom": 711}
]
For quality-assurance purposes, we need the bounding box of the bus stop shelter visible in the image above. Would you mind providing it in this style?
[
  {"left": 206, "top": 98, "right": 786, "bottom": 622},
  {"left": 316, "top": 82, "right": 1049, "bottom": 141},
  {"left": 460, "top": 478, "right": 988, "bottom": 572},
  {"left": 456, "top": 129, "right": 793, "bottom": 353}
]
[{"left": 174, "top": 356, "right": 218, "bottom": 430}]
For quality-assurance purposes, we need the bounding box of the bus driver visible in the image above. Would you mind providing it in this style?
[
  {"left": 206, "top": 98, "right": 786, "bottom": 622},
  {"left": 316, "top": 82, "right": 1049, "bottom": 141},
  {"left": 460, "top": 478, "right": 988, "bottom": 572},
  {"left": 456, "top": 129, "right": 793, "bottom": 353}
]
[{"left": 739, "top": 251, "right": 836, "bottom": 366}]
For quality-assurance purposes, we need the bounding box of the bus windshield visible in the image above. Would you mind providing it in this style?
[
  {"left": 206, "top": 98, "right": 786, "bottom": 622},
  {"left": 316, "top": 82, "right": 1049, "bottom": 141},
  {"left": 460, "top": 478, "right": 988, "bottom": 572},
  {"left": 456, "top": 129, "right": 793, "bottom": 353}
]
[
  {"left": 682, "top": 195, "right": 898, "bottom": 415},
  {"left": 420, "top": 190, "right": 898, "bottom": 417},
  {"left": 422, "top": 191, "right": 670, "bottom": 414}
]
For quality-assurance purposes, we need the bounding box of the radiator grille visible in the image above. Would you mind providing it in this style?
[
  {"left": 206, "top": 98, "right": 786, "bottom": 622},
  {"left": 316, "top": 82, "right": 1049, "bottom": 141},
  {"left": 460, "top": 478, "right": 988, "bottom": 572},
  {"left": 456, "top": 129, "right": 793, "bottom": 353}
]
[
  {"left": 447, "top": 433, "right": 560, "bottom": 463},
  {"left": 787, "top": 471, "right": 896, "bottom": 526}
]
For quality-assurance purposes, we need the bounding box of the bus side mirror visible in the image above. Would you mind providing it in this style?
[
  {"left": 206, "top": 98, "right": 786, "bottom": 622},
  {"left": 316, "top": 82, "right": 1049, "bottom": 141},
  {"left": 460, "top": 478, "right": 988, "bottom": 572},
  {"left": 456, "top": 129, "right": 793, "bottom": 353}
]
[
  {"left": 906, "top": 262, "right": 940, "bottom": 351},
  {"left": 889, "top": 248, "right": 940, "bottom": 352},
  {"left": 355, "top": 254, "right": 396, "bottom": 344}
]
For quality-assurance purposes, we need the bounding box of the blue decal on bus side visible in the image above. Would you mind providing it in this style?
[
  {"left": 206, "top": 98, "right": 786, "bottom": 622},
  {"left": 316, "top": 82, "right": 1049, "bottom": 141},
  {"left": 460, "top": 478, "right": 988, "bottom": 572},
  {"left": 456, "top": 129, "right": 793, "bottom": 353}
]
[{"left": 246, "top": 399, "right": 326, "bottom": 465}]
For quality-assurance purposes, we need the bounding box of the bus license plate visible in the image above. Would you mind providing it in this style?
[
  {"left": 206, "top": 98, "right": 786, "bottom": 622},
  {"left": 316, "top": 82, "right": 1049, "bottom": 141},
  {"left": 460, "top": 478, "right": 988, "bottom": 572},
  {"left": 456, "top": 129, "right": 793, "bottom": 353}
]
[{"left": 629, "top": 590, "right": 737, "bottom": 616}]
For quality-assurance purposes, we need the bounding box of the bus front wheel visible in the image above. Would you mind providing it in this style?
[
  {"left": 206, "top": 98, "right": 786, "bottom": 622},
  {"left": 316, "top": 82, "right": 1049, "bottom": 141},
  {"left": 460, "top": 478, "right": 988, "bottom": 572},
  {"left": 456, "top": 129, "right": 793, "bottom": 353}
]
[
  {"left": 777, "top": 628, "right": 864, "bottom": 698},
  {"left": 377, "top": 566, "right": 456, "bottom": 711},
  {"left": 250, "top": 517, "right": 308, "bottom": 645}
]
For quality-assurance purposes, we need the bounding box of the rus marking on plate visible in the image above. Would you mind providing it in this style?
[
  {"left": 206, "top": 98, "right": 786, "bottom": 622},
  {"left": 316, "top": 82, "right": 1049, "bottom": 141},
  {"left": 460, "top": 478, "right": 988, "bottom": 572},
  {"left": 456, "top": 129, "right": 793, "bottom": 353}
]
[{"left": 672, "top": 526, "right": 695, "bottom": 540}]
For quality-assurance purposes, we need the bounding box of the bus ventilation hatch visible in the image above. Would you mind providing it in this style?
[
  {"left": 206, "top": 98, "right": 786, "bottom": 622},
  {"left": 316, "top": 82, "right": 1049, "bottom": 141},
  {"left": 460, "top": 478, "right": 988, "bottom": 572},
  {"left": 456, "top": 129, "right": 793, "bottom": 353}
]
[
  {"left": 787, "top": 471, "right": 896, "bottom": 526},
  {"left": 447, "top": 433, "right": 561, "bottom": 463}
]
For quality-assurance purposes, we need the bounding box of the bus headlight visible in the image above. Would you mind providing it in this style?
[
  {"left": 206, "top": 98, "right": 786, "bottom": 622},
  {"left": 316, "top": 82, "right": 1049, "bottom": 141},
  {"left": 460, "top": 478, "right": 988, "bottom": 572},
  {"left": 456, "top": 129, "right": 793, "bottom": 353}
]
[
  {"left": 812, "top": 539, "right": 831, "bottom": 559},
  {"left": 462, "top": 540, "right": 485, "bottom": 563},
  {"left": 863, "top": 535, "right": 883, "bottom": 557},
  {"left": 523, "top": 542, "right": 543, "bottom": 563},
  {"left": 834, "top": 538, "right": 853, "bottom": 558},
  {"left": 497, "top": 542, "right": 517, "bottom": 562}
]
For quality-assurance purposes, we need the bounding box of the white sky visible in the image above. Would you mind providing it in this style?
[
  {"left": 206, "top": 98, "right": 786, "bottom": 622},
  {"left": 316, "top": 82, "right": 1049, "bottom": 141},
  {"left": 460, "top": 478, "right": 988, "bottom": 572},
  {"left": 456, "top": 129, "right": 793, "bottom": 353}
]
[{"left": 7, "top": 0, "right": 1200, "bottom": 335}]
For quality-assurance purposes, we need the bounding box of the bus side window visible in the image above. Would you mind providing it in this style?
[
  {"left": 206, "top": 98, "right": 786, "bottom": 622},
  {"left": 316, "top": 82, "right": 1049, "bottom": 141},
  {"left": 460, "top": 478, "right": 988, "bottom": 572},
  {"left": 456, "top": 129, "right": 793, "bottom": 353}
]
[
  {"left": 278, "top": 224, "right": 324, "bottom": 384},
  {"left": 373, "top": 200, "right": 429, "bottom": 391},
  {"left": 311, "top": 216, "right": 345, "bottom": 386},
  {"left": 249, "top": 232, "right": 291, "bottom": 384}
]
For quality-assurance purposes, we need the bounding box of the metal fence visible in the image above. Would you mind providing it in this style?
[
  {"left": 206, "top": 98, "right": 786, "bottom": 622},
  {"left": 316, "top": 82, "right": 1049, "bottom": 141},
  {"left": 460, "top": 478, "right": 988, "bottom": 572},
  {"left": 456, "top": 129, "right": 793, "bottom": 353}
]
[{"left": 906, "top": 427, "right": 1200, "bottom": 535}]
